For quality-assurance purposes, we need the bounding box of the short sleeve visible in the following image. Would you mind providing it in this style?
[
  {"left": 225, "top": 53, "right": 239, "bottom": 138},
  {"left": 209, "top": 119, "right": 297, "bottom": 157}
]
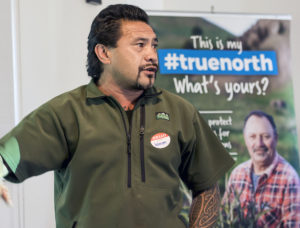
[
  {"left": 0, "top": 103, "right": 71, "bottom": 183},
  {"left": 179, "top": 109, "right": 234, "bottom": 192}
]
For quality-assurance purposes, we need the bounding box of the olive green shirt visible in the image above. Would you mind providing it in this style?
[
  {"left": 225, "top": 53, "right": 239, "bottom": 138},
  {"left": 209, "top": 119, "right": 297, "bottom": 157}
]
[{"left": 0, "top": 81, "right": 234, "bottom": 228}]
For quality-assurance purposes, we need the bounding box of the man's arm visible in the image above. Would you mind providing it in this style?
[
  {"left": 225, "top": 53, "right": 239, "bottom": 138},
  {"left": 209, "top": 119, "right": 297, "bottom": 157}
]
[
  {"left": 280, "top": 177, "right": 300, "bottom": 226},
  {"left": 189, "top": 184, "right": 221, "bottom": 228}
]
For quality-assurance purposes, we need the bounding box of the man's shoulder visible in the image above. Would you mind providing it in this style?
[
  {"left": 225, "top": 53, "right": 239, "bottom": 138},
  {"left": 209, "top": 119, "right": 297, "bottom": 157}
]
[
  {"left": 33, "top": 84, "right": 88, "bottom": 117},
  {"left": 52, "top": 84, "right": 87, "bottom": 101},
  {"left": 47, "top": 84, "right": 87, "bottom": 107},
  {"left": 230, "top": 160, "right": 251, "bottom": 177},
  {"left": 154, "top": 88, "right": 199, "bottom": 120},
  {"left": 226, "top": 160, "right": 251, "bottom": 188},
  {"left": 276, "top": 154, "right": 300, "bottom": 181},
  {"left": 158, "top": 88, "right": 195, "bottom": 109}
]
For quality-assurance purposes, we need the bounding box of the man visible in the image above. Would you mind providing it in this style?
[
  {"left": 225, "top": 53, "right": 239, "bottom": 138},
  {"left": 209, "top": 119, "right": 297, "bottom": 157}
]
[
  {"left": 0, "top": 4, "right": 234, "bottom": 228},
  {"left": 222, "top": 110, "right": 300, "bottom": 227}
]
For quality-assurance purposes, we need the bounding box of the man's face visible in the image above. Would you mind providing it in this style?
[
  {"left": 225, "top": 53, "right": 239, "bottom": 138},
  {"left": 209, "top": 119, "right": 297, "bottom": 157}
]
[
  {"left": 243, "top": 115, "right": 277, "bottom": 171},
  {"left": 108, "top": 20, "right": 158, "bottom": 90}
]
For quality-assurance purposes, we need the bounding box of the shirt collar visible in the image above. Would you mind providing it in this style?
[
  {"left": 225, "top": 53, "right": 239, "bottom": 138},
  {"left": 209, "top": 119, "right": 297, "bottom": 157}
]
[
  {"left": 86, "top": 80, "right": 162, "bottom": 99},
  {"left": 262, "top": 153, "right": 279, "bottom": 177},
  {"left": 249, "top": 152, "right": 279, "bottom": 177},
  {"left": 86, "top": 80, "right": 106, "bottom": 99}
]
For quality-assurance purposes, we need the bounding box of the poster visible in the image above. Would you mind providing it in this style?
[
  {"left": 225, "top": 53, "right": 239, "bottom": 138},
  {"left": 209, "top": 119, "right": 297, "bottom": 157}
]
[{"left": 149, "top": 12, "right": 299, "bottom": 226}]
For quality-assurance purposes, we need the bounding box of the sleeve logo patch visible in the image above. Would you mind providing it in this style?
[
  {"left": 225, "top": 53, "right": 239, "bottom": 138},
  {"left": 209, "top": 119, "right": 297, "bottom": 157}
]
[
  {"left": 156, "top": 112, "right": 170, "bottom": 121},
  {"left": 150, "top": 132, "right": 171, "bottom": 149}
]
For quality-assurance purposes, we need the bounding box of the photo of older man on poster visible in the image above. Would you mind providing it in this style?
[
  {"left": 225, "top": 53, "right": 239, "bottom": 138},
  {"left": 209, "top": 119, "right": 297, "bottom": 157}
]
[{"left": 221, "top": 110, "right": 300, "bottom": 227}]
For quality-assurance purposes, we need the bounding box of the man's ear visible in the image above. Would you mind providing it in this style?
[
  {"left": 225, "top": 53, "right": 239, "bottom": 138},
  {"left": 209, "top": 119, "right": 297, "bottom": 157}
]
[{"left": 94, "top": 44, "right": 111, "bottom": 64}]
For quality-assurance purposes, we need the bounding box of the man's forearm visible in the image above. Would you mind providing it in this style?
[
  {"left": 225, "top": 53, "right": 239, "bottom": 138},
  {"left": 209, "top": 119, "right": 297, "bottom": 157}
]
[{"left": 189, "top": 184, "right": 221, "bottom": 228}]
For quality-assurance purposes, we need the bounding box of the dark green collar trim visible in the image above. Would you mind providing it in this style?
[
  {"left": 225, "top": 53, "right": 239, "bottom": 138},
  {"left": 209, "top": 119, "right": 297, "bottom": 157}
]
[
  {"left": 86, "top": 80, "right": 106, "bottom": 99},
  {"left": 86, "top": 80, "right": 162, "bottom": 99}
]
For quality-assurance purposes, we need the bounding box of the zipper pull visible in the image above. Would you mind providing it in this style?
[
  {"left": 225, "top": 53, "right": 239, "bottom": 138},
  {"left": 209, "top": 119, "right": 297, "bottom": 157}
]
[{"left": 140, "top": 126, "right": 145, "bottom": 136}]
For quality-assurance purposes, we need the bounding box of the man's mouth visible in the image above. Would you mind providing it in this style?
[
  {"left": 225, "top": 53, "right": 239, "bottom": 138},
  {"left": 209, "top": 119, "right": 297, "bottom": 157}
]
[
  {"left": 141, "top": 65, "right": 158, "bottom": 74},
  {"left": 254, "top": 147, "right": 268, "bottom": 154},
  {"left": 144, "top": 68, "right": 157, "bottom": 74}
]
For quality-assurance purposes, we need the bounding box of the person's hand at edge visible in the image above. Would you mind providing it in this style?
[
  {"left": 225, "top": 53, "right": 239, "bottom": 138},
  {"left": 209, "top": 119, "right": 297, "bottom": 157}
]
[
  {"left": 0, "top": 179, "right": 13, "bottom": 206},
  {"left": 0, "top": 156, "right": 13, "bottom": 206}
]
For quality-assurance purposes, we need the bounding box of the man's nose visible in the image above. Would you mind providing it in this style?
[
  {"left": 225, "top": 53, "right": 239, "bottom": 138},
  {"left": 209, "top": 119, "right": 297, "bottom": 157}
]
[
  {"left": 256, "top": 136, "right": 265, "bottom": 146},
  {"left": 144, "top": 46, "right": 158, "bottom": 63}
]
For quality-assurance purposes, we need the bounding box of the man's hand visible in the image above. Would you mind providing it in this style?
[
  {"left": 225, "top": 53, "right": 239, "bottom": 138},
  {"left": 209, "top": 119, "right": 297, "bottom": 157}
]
[
  {"left": 0, "top": 179, "right": 12, "bottom": 206},
  {"left": 189, "top": 184, "right": 220, "bottom": 228}
]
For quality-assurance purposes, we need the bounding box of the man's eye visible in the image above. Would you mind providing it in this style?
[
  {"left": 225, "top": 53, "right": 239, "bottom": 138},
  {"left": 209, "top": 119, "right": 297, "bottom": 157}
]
[
  {"left": 263, "top": 135, "right": 271, "bottom": 139},
  {"left": 137, "top": 43, "right": 145, "bottom": 47}
]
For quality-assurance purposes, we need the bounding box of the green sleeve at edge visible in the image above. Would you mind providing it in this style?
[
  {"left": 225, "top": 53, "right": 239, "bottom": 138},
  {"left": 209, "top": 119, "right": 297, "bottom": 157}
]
[{"left": 0, "top": 137, "right": 21, "bottom": 173}]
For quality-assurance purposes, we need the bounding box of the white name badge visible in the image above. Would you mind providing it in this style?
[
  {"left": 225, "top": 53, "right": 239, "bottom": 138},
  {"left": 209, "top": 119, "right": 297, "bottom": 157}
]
[{"left": 150, "top": 132, "right": 171, "bottom": 149}]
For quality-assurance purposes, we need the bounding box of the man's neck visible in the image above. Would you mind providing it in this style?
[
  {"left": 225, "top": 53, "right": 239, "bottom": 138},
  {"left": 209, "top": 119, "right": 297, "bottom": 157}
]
[
  {"left": 253, "top": 165, "right": 267, "bottom": 175},
  {"left": 97, "top": 77, "right": 143, "bottom": 111},
  {"left": 252, "top": 152, "right": 277, "bottom": 175}
]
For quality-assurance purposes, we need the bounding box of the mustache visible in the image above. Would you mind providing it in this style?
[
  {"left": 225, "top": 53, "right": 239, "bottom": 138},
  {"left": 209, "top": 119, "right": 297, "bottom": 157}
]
[
  {"left": 139, "top": 64, "right": 159, "bottom": 72},
  {"left": 253, "top": 146, "right": 268, "bottom": 152}
]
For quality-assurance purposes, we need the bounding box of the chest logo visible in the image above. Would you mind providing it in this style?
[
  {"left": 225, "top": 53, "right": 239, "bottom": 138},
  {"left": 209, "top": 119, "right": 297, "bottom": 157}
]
[
  {"left": 150, "top": 132, "right": 171, "bottom": 149},
  {"left": 156, "top": 112, "right": 170, "bottom": 121}
]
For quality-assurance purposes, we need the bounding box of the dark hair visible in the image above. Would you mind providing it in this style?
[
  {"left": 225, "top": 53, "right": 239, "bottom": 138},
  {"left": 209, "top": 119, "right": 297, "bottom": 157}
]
[
  {"left": 243, "top": 110, "right": 277, "bottom": 136},
  {"left": 86, "top": 4, "right": 149, "bottom": 83}
]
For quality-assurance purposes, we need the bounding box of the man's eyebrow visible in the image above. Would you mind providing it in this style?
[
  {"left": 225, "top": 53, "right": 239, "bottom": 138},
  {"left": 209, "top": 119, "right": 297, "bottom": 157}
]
[{"left": 133, "top": 37, "right": 158, "bottom": 42}]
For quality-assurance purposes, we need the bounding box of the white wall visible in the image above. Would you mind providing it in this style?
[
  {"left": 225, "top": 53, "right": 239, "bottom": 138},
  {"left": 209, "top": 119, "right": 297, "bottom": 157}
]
[
  {"left": 1, "top": 0, "right": 299, "bottom": 227},
  {"left": 0, "top": 1, "right": 23, "bottom": 227}
]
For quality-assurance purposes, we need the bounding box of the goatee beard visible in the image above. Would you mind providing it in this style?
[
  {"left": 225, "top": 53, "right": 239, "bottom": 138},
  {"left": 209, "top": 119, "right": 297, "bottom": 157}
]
[{"left": 135, "top": 72, "right": 156, "bottom": 90}]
